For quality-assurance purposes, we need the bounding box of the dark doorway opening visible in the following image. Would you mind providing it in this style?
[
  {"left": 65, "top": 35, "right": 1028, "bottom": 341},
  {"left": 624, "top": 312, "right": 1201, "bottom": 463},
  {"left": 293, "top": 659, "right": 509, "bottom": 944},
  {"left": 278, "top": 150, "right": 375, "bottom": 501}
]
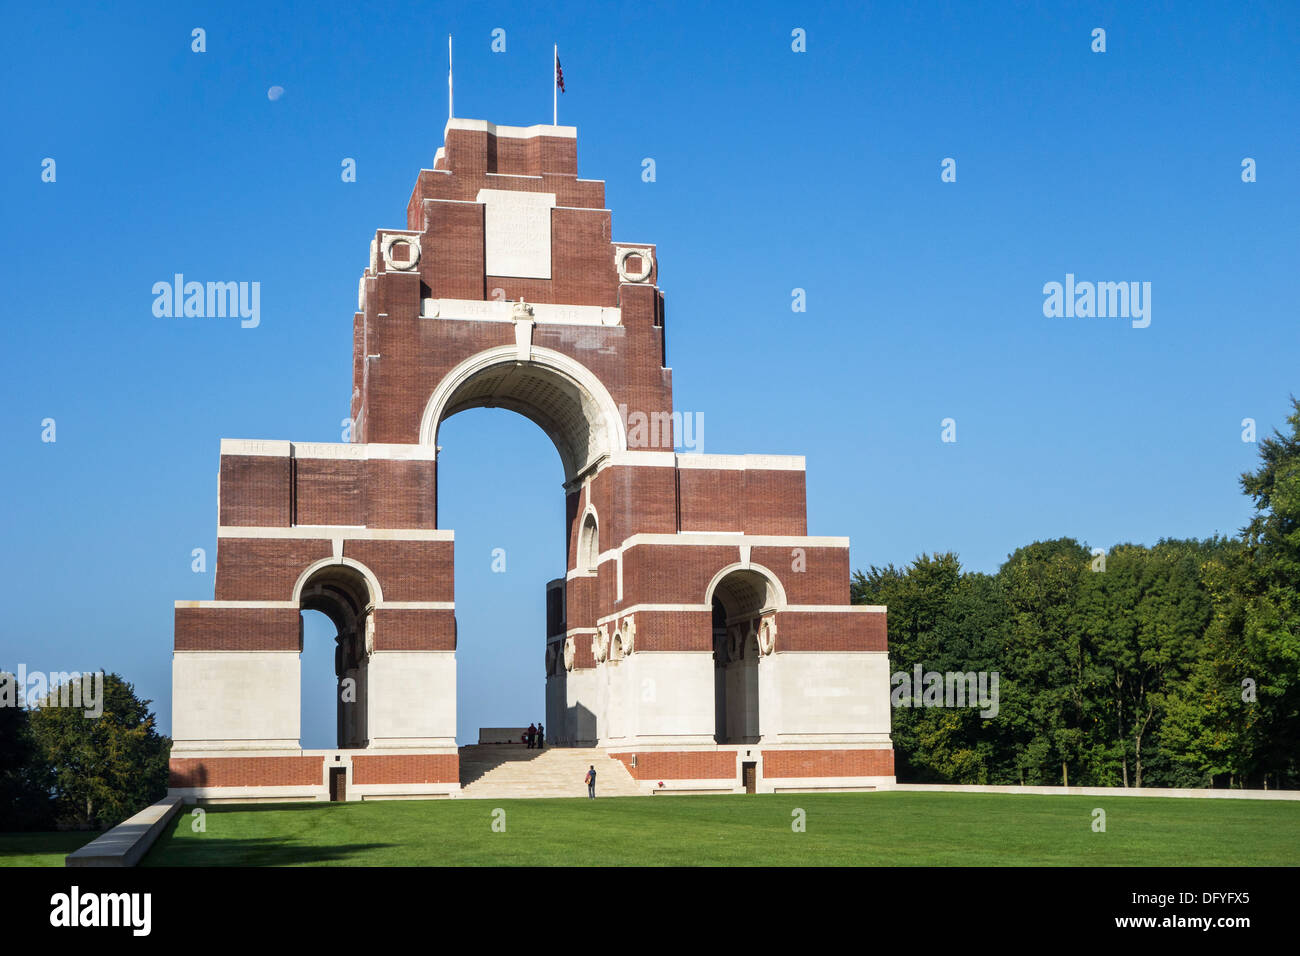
[{"left": 329, "top": 766, "right": 347, "bottom": 802}]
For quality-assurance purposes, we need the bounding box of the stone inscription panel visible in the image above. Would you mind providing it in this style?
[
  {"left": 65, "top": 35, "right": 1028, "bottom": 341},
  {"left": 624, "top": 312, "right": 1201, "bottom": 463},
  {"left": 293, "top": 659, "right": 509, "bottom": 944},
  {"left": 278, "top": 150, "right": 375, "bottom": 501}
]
[{"left": 476, "top": 188, "right": 556, "bottom": 279}]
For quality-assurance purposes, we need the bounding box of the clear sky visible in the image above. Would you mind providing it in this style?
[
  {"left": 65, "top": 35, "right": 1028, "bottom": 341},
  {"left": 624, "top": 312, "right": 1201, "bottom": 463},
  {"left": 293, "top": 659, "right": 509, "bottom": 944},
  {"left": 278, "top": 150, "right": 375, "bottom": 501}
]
[{"left": 1, "top": 1, "right": 1296, "bottom": 745}]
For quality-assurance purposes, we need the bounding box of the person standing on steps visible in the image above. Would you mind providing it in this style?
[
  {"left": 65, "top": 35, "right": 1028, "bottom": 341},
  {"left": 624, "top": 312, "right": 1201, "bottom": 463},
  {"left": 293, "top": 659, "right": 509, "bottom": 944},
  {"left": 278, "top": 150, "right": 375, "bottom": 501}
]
[
  {"left": 585, "top": 764, "right": 597, "bottom": 798},
  {"left": 536, "top": 722, "right": 544, "bottom": 750},
  {"left": 526, "top": 723, "right": 536, "bottom": 749}
]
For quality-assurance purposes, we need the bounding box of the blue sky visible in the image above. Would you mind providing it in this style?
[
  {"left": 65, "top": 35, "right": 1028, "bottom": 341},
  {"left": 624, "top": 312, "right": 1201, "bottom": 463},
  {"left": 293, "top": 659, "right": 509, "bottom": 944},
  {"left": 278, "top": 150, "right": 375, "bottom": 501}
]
[{"left": 1, "top": 1, "right": 1296, "bottom": 745}]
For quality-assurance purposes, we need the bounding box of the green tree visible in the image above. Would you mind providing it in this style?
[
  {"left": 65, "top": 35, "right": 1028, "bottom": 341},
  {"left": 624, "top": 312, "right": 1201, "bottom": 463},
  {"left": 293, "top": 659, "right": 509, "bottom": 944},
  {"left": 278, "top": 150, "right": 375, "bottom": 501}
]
[
  {"left": 1076, "top": 541, "right": 1215, "bottom": 787},
  {"left": 996, "top": 538, "right": 1092, "bottom": 786},
  {"left": 854, "top": 555, "right": 1015, "bottom": 784},
  {"left": 0, "top": 688, "right": 54, "bottom": 830},
  {"left": 1167, "top": 399, "right": 1300, "bottom": 788},
  {"left": 28, "top": 673, "right": 170, "bottom": 829},
  {"left": 1237, "top": 397, "right": 1300, "bottom": 785}
]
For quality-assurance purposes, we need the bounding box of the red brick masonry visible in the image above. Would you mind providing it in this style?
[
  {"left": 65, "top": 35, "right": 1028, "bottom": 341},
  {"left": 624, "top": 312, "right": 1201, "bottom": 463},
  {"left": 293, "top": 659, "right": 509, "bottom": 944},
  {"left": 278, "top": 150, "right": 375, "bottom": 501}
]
[
  {"left": 169, "top": 756, "right": 324, "bottom": 788},
  {"left": 611, "top": 751, "right": 737, "bottom": 780},
  {"left": 761, "top": 749, "right": 895, "bottom": 778},
  {"left": 350, "top": 754, "right": 459, "bottom": 785},
  {"left": 610, "top": 749, "right": 895, "bottom": 781}
]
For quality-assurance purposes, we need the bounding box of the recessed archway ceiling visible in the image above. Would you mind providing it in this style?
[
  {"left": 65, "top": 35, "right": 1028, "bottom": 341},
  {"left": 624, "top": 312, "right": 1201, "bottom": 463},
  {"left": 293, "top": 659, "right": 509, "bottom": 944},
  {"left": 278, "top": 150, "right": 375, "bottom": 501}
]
[
  {"left": 713, "top": 569, "right": 778, "bottom": 622},
  {"left": 299, "top": 564, "right": 371, "bottom": 634},
  {"left": 438, "top": 361, "right": 610, "bottom": 482}
]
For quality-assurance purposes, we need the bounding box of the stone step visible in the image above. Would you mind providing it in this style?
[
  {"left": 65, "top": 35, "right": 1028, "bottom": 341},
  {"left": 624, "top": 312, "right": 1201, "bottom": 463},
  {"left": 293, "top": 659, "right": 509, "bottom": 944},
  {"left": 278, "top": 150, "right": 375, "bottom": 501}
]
[{"left": 458, "top": 745, "right": 642, "bottom": 798}]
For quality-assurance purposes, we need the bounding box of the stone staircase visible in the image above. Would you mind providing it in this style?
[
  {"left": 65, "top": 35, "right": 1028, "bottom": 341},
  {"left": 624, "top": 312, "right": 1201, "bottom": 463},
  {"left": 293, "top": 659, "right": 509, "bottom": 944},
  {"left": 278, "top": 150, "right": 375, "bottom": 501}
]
[{"left": 458, "top": 744, "right": 643, "bottom": 799}]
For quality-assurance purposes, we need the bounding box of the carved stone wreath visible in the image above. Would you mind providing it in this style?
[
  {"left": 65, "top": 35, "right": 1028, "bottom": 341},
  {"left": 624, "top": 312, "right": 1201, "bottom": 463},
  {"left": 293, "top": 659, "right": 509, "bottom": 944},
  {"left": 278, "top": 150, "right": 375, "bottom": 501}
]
[
  {"left": 620, "top": 615, "right": 636, "bottom": 655},
  {"left": 615, "top": 246, "right": 654, "bottom": 283},
  {"left": 563, "top": 636, "right": 576, "bottom": 671},
  {"left": 757, "top": 613, "right": 777, "bottom": 656},
  {"left": 592, "top": 625, "right": 610, "bottom": 664},
  {"left": 364, "top": 611, "right": 376, "bottom": 657},
  {"left": 381, "top": 234, "right": 421, "bottom": 271}
]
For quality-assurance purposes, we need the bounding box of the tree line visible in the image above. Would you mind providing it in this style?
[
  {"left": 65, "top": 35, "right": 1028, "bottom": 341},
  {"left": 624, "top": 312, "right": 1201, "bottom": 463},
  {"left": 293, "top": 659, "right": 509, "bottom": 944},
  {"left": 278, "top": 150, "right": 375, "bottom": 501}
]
[
  {"left": 852, "top": 397, "right": 1299, "bottom": 790},
  {"left": 0, "top": 673, "right": 169, "bottom": 831}
]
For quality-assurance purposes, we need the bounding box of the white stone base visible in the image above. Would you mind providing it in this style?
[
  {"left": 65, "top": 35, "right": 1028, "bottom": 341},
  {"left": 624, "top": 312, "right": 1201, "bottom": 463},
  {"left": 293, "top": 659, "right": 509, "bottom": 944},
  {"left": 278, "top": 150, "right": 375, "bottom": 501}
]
[
  {"left": 171, "top": 786, "right": 327, "bottom": 804},
  {"left": 760, "top": 775, "right": 895, "bottom": 794},
  {"left": 172, "top": 651, "right": 300, "bottom": 746},
  {"left": 366, "top": 651, "right": 456, "bottom": 746}
]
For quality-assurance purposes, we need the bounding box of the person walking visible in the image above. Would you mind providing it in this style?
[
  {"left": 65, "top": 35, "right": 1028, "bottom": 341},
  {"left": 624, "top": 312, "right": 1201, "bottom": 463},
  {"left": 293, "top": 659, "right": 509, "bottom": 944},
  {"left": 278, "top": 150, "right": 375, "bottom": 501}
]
[
  {"left": 536, "top": 722, "right": 545, "bottom": 750},
  {"left": 585, "top": 764, "right": 597, "bottom": 799}
]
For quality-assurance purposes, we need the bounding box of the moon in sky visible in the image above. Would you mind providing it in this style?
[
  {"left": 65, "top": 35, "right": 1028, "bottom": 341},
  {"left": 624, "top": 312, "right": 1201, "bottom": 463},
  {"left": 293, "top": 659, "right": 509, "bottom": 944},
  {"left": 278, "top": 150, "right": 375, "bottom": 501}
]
[{"left": 267, "top": 86, "right": 284, "bottom": 101}]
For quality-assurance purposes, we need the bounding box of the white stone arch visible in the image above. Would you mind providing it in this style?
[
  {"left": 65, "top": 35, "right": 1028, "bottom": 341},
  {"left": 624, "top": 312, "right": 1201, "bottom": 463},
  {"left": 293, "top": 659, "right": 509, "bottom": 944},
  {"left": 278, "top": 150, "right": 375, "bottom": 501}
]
[
  {"left": 418, "top": 345, "right": 628, "bottom": 482},
  {"left": 704, "top": 562, "right": 788, "bottom": 621},
  {"left": 577, "top": 505, "right": 600, "bottom": 573},
  {"left": 291, "top": 556, "right": 385, "bottom": 606}
]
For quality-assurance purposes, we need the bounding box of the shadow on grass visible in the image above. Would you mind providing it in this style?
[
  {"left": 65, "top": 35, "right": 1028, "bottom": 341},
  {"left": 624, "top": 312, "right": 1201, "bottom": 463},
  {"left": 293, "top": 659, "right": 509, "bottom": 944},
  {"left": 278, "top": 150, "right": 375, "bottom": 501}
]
[
  {"left": 143, "top": 834, "right": 395, "bottom": 867},
  {"left": 143, "top": 803, "right": 400, "bottom": 866},
  {"left": 0, "top": 831, "right": 97, "bottom": 862},
  {"left": 177, "top": 801, "right": 344, "bottom": 813}
]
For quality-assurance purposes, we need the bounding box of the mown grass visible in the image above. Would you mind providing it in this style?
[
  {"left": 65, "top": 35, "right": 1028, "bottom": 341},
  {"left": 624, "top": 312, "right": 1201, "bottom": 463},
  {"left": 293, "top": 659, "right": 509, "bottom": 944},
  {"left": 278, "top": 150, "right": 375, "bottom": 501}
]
[
  {"left": 0, "top": 831, "right": 96, "bottom": 867},
  {"left": 136, "top": 792, "right": 1300, "bottom": 866}
]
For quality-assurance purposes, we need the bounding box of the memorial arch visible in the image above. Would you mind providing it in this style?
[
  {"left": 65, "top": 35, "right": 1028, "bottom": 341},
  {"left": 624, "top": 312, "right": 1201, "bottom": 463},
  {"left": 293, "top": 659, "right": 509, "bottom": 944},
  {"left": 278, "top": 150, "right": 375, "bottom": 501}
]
[{"left": 167, "top": 116, "right": 895, "bottom": 801}]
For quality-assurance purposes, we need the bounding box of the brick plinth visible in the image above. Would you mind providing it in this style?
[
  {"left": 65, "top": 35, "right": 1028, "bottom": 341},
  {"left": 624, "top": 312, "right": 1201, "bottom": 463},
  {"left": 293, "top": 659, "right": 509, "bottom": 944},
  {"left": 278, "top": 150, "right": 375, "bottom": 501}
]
[
  {"left": 761, "top": 749, "right": 895, "bottom": 778},
  {"left": 169, "top": 756, "right": 324, "bottom": 788},
  {"left": 610, "top": 751, "right": 737, "bottom": 780},
  {"left": 350, "top": 754, "right": 459, "bottom": 785}
]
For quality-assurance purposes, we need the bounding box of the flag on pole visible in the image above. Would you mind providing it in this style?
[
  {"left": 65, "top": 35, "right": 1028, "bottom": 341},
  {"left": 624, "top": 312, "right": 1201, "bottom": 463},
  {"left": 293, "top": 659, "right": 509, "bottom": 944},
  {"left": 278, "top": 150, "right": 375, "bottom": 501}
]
[
  {"left": 553, "top": 45, "right": 563, "bottom": 125},
  {"left": 448, "top": 34, "right": 454, "bottom": 121}
]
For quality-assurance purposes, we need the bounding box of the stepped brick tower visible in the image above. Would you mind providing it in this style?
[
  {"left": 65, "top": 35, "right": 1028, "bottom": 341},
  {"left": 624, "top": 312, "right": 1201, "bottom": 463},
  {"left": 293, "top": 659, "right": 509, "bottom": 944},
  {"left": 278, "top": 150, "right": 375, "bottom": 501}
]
[{"left": 169, "top": 118, "right": 895, "bottom": 801}]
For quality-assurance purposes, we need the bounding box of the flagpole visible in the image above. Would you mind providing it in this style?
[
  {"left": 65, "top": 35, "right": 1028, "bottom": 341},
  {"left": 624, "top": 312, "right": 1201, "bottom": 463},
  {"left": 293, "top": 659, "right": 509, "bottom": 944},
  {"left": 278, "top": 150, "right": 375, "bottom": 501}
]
[
  {"left": 552, "top": 45, "right": 557, "bottom": 126},
  {"left": 448, "top": 34, "right": 454, "bottom": 122}
]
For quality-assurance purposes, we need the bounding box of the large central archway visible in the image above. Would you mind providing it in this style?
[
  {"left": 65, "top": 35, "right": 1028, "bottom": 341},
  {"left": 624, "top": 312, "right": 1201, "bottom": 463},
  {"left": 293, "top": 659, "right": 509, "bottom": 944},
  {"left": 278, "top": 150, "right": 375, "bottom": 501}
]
[{"left": 423, "top": 345, "right": 629, "bottom": 746}]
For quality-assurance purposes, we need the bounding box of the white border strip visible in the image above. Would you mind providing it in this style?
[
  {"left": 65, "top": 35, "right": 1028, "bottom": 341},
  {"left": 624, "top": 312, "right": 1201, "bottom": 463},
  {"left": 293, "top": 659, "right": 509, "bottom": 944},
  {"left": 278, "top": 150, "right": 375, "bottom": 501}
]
[
  {"left": 217, "top": 527, "right": 453, "bottom": 541},
  {"left": 784, "top": 604, "right": 886, "bottom": 614},
  {"left": 445, "top": 117, "right": 576, "bottom": 139},
  {"left": 220, "top": 439, "right": 439, "bottom": 462},
  {"left": 621, "top": 533, "right": 850, "bottom": 549}
]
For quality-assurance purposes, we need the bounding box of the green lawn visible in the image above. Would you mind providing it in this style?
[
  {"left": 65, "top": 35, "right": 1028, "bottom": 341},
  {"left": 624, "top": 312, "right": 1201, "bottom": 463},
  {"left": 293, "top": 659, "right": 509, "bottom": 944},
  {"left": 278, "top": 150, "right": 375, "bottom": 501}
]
[
  {"left": 0, "top": 831, "right": 96, "bottom": 867},
  {"left": 138, "top": 792, "right": 1300, "bottom": 866}
]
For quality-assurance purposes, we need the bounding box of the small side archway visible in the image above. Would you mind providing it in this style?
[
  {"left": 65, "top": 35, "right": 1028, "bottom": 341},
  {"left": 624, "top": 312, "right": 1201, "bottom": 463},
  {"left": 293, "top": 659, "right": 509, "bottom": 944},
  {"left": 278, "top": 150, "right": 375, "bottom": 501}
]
[
  {"left": 706, "top": 563, "right": 785, "bottom": 745},
  {"left": 293, "top": 559, "right": 379, "bottom": 749},
  {"left": 577, "top": 507, "right": 600, "bottom": 574}
]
